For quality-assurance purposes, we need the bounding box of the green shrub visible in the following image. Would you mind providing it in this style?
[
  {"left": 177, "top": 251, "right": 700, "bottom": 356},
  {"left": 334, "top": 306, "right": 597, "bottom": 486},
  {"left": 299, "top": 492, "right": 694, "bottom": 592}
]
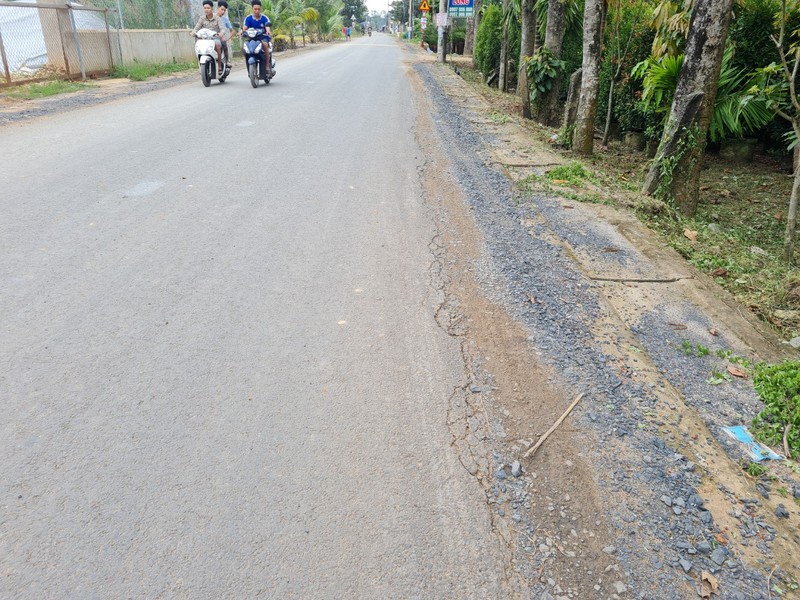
[
  {"left": 525, "top": 47, "right": 565, "bottom": 108},
  {"left": 3, "top": 81, "right": 92, "bottom": 100},
  {"left": 597, "top": 0, "right": 654, "bottom": 132},
  {"left": 112, "top": 61, "right": 193, "bottom": 81},
  {"left": 752, "top": 360, "right": 800, "bottom": 457},
  {"left": 474, "top": 4, "right": 503, "bottom": 77},
  {"left": 729, "top": 0, "right": 780, "bottom": 74},
  {"left": 272, "top": 34, "right": 291, "bottom": 52}
]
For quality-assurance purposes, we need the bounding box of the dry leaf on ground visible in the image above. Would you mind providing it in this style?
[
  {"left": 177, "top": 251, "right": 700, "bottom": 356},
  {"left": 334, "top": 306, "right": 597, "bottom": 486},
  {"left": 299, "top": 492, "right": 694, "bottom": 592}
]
[
  {"left": 684, "top": 229, "right": 699, "bottom": 241},
  {"left": 727, "top": 365, "right": 748, "bottom": 378},
  {"left": 699, "top": 571, "right": 719, "bottom": 597}
]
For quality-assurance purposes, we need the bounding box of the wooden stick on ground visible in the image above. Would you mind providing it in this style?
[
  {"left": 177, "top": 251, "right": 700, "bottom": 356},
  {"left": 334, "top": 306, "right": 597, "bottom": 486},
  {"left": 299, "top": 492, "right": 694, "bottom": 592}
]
[
  {"left": 523, "top": 393, "right": 585, "bottom": 459},
  {"left": 767, "top": 565, "right": 777, "bottom": 600},
  {"left": 783, "top": 424, "right": 792, "bottom": 459}
]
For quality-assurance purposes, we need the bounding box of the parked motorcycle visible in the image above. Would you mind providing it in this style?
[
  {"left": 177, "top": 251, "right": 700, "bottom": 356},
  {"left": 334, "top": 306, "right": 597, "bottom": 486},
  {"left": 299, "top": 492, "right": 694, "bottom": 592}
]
[
  {"left": 241, "top": 28, "right": 276, "bottom": 88},
  {"left": 194, "top": 28, "right": 229, "bottom": 87}
]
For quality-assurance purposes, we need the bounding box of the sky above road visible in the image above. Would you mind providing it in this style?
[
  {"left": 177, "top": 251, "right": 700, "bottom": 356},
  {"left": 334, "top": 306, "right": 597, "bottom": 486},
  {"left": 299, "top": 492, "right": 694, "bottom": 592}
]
[{"left": 366, "top": 0, "right": 390, "bottom": 14}]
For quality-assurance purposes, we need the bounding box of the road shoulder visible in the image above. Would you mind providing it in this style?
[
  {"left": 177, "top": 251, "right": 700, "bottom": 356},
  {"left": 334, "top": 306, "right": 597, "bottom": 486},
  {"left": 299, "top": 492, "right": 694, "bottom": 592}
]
[{"left": 405, "top": 41, "right": 800, "bottom": 598}]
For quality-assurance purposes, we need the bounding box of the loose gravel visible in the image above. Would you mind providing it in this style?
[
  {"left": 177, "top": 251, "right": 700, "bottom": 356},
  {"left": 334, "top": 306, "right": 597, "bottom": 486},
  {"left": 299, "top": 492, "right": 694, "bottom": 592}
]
[{"left": 414, "top": 59, "right": 799, "bottom": 599}]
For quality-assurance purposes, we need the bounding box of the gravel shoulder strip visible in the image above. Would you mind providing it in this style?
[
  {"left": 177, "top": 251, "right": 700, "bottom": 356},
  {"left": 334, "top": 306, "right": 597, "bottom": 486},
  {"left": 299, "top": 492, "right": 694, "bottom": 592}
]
[{"left": 408, "top": 48, "right": 800, "bottom": 600}]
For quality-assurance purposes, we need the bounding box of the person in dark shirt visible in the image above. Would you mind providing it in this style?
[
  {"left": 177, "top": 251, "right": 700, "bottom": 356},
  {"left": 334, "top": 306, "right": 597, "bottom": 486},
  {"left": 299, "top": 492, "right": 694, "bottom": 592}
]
[{"left": 243, "top": 0, "right": 273, "bottom": 77}]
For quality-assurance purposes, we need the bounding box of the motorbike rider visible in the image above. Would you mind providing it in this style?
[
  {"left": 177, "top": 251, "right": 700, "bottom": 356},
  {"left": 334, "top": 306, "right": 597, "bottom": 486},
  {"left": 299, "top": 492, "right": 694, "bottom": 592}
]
[
  {"left": 217, "top": 0, "right": 234, "bottom": 71},
  {"left": 191, "top": 0, "right": 225, "bottom": 75},
  {"left": 243, "top": 0, "right": 273, "bottom": 79}
]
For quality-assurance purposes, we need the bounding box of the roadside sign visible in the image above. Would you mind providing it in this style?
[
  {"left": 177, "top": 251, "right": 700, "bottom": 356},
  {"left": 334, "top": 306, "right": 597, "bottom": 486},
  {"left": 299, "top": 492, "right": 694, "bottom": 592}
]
[
  {"left": 448, "top": 0, "right": 473, "bottom": 17},
  {"left": 420, "top": 16, "right": 428, "bottom": 29},
  {"left": 419, "top": 0, "right": 430, "bottom": 11}
]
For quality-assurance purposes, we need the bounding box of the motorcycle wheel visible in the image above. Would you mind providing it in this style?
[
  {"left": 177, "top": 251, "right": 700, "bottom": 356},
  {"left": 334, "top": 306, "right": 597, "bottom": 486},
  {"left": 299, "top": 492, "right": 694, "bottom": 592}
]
[
  {"left": 201, "top": 62, "right": 211, "bottom": 87},
  {"left": 248, "top": 63, "right": 258, "bottom": 88}
]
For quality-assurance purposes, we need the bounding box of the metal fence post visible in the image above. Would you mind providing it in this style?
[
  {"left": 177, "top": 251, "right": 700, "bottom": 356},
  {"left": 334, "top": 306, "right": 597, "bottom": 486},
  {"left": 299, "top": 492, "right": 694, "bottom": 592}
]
[
  {"left": 55, "top": 6, "right": 72, "bottom": 79},
  {"left": 102, "top": 8, "right": 114, "bottom": 69},
  {"left": 115, "top": 0, "right": 124, "bottom": 28},
  {"left": 0, "top": 29, "right": 11, "bottom": 85},
  {"left": 68, "top": 7, "right": 86, "bottom": 81},
  {"left": 156, "top": 0, "right": 164, "bottom": 28}
]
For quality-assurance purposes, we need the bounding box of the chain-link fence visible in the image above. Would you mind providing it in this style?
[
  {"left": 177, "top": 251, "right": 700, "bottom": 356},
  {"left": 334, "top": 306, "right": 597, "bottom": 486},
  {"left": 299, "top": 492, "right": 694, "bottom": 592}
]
[
  {"left": 0, "top": 1, "right": 115, "bottom": 87},
  {"left": 87, "top": 0, "right": 194, "bottom": 30}
]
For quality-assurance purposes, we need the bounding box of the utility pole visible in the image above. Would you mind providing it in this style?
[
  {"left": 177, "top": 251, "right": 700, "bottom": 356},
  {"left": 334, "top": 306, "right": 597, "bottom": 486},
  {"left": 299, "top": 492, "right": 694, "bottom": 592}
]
[
  {"left": 436, "top": 0, "right": 447, "bottom": 62},
  {"left": 408, "top": 0, "right": 413, "bottom": 38}
]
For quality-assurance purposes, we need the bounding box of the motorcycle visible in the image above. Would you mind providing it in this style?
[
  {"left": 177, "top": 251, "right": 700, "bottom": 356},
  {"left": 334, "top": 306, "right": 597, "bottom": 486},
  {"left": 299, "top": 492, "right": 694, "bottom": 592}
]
[
  {"left": 241, "top": 28, "right": 276, "bottom": 88},
  {"left": 194, "top": 28, "right": 229, "bottom": 87},
  {"left": 368, "top": 28, "right": 372, "bottom": 37}
]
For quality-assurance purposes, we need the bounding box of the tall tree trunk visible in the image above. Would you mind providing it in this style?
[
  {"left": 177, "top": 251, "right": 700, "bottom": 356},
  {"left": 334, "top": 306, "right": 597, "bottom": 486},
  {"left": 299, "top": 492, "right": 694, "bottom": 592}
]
[
  {"left": 537, "top": 0, "right": 568, "bottom": 126},
  {"left": 518, "top": 0, "right": 536, "bottom": 99},
  {"left": 563, "top": 68, "right": 583, "bottom": 145},
  {"left": 573, "top": 0, "right": 605, "bottom": 154},
  {"left": 785, "top": 158, "right": 800, "bottom": 263},
  {"left": 472, "top": 0, "right": 482, "bottom": 68},
  {"left": 465, "top": 16, "right": 475, "bottom": 55},
  {"left": 642, "top": 0, "right": 735, "bottom": 216},
  {"left": 520, "top": 66, "right": 532, "bottom": 118},
  {"left": 601, "top": 81, "right": 615, "bottom": 146},
  {"left": 785, "top": 122, "right": 800, "bottom": 262},
  {"left": 499, "top": 0, "right": 510, "bottom": 91}
]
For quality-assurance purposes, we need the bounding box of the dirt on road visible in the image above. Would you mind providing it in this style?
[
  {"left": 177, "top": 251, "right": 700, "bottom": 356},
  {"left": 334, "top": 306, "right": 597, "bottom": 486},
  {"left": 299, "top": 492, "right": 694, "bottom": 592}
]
[{"left": 407, "top": 45, "right": 800, "bottom": 599}]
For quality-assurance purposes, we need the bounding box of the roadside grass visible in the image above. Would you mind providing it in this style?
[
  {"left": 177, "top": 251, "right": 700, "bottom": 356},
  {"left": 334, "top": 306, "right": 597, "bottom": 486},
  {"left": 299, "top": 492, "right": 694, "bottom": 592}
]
[
  {"left": 3, "top": 80, "right": 94, "bottom": 100},
  {"left": 546, "top": 161, "right": 593, "bottom": 185},
  {"left": 112, "top": 61, "right": 194, "bottom": 81},
  {"left": 450, "top": 60, "right": 800, "bottom": 342}
]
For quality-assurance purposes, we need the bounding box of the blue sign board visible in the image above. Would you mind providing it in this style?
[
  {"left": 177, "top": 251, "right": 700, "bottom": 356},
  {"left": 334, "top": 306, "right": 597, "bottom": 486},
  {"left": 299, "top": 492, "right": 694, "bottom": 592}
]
[{"left": 448, "top": 0, "right": 473, "bottom": 17}]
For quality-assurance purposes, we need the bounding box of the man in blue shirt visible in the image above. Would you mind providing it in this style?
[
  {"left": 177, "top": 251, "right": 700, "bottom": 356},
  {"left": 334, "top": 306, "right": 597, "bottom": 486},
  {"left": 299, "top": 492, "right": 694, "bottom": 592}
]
[{"left": 243, "top": 0, "right": 273, "bottom": 78}]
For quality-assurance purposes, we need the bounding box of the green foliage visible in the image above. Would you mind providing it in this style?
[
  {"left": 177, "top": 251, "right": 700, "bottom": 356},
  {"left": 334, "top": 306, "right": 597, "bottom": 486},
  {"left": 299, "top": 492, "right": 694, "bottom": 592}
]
[
  {"left": 678, "top": 340, "right": 710, "bottom": 357},
  {"left": 450, "top": 22, "right": 466, "bottom": 43},
  {"left": 92, "top": 0, "right": 193, "bottom": 29},
  {"left": 752, "top": 360, "right": 800, "bottom": 457},
  {"left": 3, "top": 81, "right": 93, "bottom": 100},
  {"left": 745, "top": 461, "right": 768, "bottom": 477},
  {"left": 655, "top": 125, "right": 699, "bottom": 203},
  {"left": 112, "top": 61, "right": 194, "bottom": 81},
  {"left": 729, "top": 0, "right": 780, "bottom": 74},
  {"left": 546, "top": 161, "right": 591, "bottom": 184},
  {"left": 633, "top": 47, "right": 773, "bottom": 142},
  {"left": 533, "top": 0, "right": 583, "bottom": 44},
  {"left": 707, "top": 370, "right": 732, "bottom": 385},
  {"left": 340, "top": 0, "right": 366, "bottom": 25},
  {"left": 524, "top": 47, "right": 565, "bottom": 107},
  {"left": 474, "top": 4, "right": 503, "bottom": 77},
  {"left": 649, "top": 0, "right": 689, "bottom": 58},
  {"left": 597, "top": 0, "right": 653, "bottom": 131}
]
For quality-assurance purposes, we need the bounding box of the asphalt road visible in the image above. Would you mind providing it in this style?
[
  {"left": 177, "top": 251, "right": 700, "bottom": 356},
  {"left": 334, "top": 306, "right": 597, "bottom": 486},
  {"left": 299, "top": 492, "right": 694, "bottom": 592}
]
[{"left": 1, "top": 36, "right": 510, "bottom": 598}]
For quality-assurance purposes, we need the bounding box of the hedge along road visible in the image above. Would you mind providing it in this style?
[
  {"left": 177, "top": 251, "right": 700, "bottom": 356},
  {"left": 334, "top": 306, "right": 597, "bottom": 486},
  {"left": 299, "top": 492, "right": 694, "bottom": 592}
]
[{"left": 0, "top": 36, "right": 526, "bottom": 597}]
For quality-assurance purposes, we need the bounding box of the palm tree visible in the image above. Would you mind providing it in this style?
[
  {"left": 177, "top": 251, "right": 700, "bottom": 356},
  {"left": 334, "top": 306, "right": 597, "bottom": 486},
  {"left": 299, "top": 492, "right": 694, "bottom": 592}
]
[
  {"left": 308, "top": 0, "right": 344, "bottom": 40},
  {"left": 273, "top": 0, "right": 321, "bottom": 47}
]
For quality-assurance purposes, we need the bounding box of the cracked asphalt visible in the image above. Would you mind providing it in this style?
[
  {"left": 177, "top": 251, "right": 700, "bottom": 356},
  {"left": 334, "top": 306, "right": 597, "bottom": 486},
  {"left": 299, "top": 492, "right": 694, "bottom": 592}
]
[
  {"left": 1, "top": 36, "right": 515, "bottom": 598},
  {"left": 4, "top": 34, "right": 800, "bottom": 599}
]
